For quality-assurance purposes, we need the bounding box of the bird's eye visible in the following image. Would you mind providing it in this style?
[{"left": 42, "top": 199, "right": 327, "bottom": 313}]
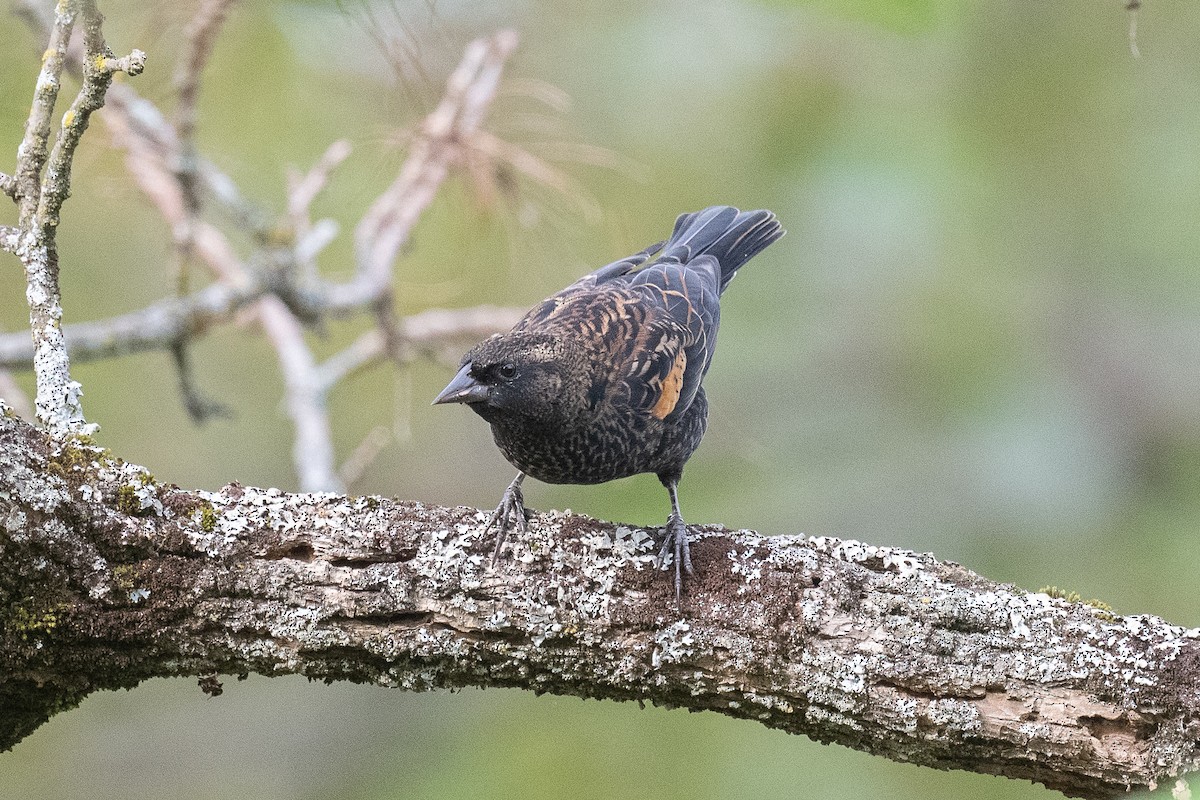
[{"left": 497, "top": 363, "right": 517, "bottom": 380}]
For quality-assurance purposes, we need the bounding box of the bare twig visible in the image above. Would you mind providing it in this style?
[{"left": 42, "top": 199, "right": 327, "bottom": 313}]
[
  {"left": 338, "top": 424, "right": 393, "bottom": 489},
  {"left": 172, "top": 0, "right": 240, "bottom": 287},
  {"left": 13, "top": 3, "right": 73, "bottom": 222},
  {"left": 0, "top": 301, "right": 522, "bottom": 373},
  {"left": 399, "top": 304, "right": 527, "bottom": 354},
  {"left": 170, "top": 339, "right": 230, "bottom": 423},
  {"left": 473, "top": 130, "right": 601, "bottom": 222},
  {"left": 341, "top": 30, "right": 520, "bottom": 310},
  {"left": 38, "top": 2, "right": 144, "bottom": 227},
  {"left": 175, "top": 0, "right": 238, "bottom": 148},
  {"left": 0, "top": 281, "right": 262, "bottom": 368},
  {"left": 257, "top": 296, "right": 340, "bottom": 491},
  {"left": 314, "top": 305, "right": 525, "bottom": 392},
  {"left": 286, "top": 139, "right": 352, "bottom": 284},
  {"left": 287, "top": 140, "right": 354, "bottom": 223}
]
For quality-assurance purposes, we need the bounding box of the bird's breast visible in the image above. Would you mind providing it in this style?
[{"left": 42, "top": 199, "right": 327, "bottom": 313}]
[{"left": 488, "top": 407, "right": 664, "bottom": 485}]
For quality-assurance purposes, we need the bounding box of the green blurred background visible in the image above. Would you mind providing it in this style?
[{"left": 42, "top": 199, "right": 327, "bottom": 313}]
[{"left": 2, "top": 0, "right": 1199, "bottom": 797}]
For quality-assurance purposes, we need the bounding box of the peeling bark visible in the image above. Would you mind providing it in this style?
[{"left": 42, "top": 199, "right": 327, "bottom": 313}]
[{"left": 0, "top": 409, "right": 1196, "bottom": 798}]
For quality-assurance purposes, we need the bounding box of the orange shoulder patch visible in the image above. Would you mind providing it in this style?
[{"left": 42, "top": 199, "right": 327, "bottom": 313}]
[{"left": 650, "top": 350, "right": 687, "bottom": 420}]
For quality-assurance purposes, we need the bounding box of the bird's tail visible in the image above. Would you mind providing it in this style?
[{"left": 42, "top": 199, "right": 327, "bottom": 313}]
[{"left": 659, "top": 206, "right": 785, "bottom": 292}]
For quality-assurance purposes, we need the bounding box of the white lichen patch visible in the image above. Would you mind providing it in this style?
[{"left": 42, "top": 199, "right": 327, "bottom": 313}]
[
  {"left": 743, "top": 689, "right": 795, "bottom": 715},
  {"left": 652, "top": 620, "right": 695, "bottom": 668},
  {"left": 922, "top": 698, "right": 983, "bottom": 737},
  {"left": 190, "top": 490, "right": 250, "bottom": 557},
  {"left": 131, "top": 481, "right": 164, "bottom": 516},
  {"left": 727, "top": 548, "right": 763, "bottom": 592},
  {"left": 805, "top": 535, "right": 930, "bottom": 577}
]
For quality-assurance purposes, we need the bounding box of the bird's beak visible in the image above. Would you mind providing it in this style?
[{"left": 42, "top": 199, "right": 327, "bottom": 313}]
[{"left": 433, "top": 364, "right": 491, "bottom": 405}]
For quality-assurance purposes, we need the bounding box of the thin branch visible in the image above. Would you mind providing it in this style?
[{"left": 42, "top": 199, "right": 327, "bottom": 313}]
[
  {"left": 172, "top": 0, "right": 240, "bottom": 294},
  {"left": 37, "top": 0, "right": 144, "bottom": 227},
  {"left": 314, "top": 305, "right": 525, "bottom": 392},
  {"left": 337, "top": 423, "right": 393, "bottom": 489},
  {"left": 13, "top": 0, "right": 73, "bottom": 225},
  {"left": 256, "top": 296, "right": 341, "bottom": 492},
  {"left": 314, "top": 329, "right": 387, "bottom": 393},
  {"left": 397, "top": 304, "right": 527, "bottom": 361},
  {"left": 0, "top": 300, "right": 522, "bottom": 373},
  {"left": 287, "top": 139, "right": 353, "bottom": 223},
  {"left": 170, "top": 338, "right": 230, "bottom": 423},
  {"left": 10, "top": 0, "right": 141, "bottom": 433},
  {"left": 1128, "top": 0, "right": 1142, "bottom": 59},
  {"left": 286, "top": 139, "right": 352, "bottom": 284},
  {"left": 175, "top": 0, "right": 238, "bottom": 148},
  {"left": 340, "top": 30, "right": 520, "bottom": 310},
  {"left": 472, "top": 130, "right": 602, "bottom": 222},
  {"left": 0, "top": 281, "right": 262, "bottom": 368}
]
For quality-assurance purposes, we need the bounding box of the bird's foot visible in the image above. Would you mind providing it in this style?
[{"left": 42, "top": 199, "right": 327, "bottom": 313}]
[
  {"left": 656, "top": 512, "right": 694, "bottom": 601},
  {"left": 484, "top": 476, "right": 529, "bottom": 564}
]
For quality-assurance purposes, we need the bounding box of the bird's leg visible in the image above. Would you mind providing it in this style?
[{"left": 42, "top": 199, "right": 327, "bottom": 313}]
[
  {"left": 656, "top": 477, "right": 694, "bottom": 600},
  {"left": 484, "top": 472, "right": 528, "bottom": 564}
]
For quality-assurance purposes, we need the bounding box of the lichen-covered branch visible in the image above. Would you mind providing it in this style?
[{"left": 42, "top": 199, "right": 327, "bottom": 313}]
[
  {"left": 0, "top": 410, "right": 1195, "bottom": 799},
  {"left": 7, "top": 0, "right": 143, "bottom": 433},
  {"left": 13, "top": 0, "right": 85, "bottom": 433}
]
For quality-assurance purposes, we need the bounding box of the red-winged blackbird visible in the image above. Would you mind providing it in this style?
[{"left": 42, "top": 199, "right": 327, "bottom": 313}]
[{"left": 434, "top": 206, "right": 784, "bottom": 597}]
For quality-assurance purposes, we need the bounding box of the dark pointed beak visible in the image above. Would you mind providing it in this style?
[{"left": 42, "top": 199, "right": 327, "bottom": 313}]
[{"left": 433, "top": 364, "right": 491, "bottom": 405}]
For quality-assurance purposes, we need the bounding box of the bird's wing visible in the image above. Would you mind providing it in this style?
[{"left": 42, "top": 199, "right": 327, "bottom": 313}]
[
  {"left": 622, "top": 254, "right": 722, "bottom": 422},
  {"left": 511, "top": 245, "right": 722, "bottom": 423}
]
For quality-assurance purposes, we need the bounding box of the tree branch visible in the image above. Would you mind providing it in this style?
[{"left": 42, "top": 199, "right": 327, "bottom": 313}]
[
  {"left": 1, "top": 410, "right": 1195, "bottom": 798},
  {"left": 8, "top": 0, "right": 144, "bottom": 433},
  {"left": 4, "top": 13, "right": 522, "bottom": 490},
  {"left": 343, "top": 30, "right": 519, "bottom": 309}
]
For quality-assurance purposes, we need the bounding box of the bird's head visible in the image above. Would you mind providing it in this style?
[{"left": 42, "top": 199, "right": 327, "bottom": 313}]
[{"left": 433, "top": 331, "right": 586, "bottom": 426}]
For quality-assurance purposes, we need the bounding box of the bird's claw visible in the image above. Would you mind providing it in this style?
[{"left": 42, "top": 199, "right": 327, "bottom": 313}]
[
  {"left": 484, "top": 478, "right": 528, "bottom": 564},
  {"left": 656, "top": 512, "right": 694, "bottom": 601}
]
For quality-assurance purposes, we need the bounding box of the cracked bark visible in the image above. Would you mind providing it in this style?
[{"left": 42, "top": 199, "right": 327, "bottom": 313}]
[{"left": 0, "top": 409, "right": 1197, "bottom": 798}]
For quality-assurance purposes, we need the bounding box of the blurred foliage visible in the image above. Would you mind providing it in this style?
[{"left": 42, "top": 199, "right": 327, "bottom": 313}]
[{"left": 2, "top": 0, "right": 1198, "bottom": 797}]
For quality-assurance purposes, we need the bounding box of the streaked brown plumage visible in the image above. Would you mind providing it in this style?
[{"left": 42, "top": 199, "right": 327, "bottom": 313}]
[{"left": 434, "top": 206, "right": 784, "bottom": 597}]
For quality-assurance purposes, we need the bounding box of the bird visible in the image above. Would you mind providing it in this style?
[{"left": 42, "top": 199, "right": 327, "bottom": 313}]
[{"left": 434, "top": 205, "right": 784, "bottom": 598}]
